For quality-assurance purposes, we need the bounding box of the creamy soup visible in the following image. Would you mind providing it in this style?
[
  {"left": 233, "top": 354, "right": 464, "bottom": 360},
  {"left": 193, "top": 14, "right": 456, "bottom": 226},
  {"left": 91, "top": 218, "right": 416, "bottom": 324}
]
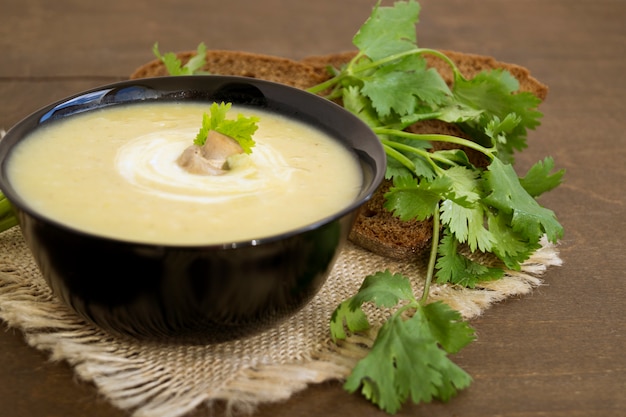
[{"left": 8, "top": 102, "right": 363, "bottom": 245}]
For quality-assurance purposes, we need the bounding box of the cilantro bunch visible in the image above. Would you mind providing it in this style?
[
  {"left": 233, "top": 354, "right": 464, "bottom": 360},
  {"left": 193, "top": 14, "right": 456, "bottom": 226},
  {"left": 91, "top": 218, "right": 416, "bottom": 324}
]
[
  {"left": 307, "top": 0, "right": 563, "bottom": 281},
  {"left": 307, "top": 0, "right": 564, "bottom": 412}
]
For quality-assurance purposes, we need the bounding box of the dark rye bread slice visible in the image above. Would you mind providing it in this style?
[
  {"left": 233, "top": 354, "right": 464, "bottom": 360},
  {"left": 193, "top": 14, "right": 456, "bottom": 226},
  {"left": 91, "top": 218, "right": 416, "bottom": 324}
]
[
  {"left": 130, "top": 49, "right": 548, "bottom": 261},
  {"left": 130, "top": 49, "right": 329, "bottom": 89}
]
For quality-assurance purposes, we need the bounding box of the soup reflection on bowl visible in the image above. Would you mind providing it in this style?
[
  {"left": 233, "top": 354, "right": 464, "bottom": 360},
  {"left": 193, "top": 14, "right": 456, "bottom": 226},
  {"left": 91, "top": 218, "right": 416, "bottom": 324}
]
[{"left": 0, "top": 76, "right": 386, "bottom": 342}]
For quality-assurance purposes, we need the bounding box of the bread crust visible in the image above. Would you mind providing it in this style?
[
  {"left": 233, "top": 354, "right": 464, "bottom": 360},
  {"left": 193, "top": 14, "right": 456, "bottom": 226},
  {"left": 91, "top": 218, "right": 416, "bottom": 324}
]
[
  {"left": 130, "top": 50, "right": 329, "bottom": 90},
  {"left": 130, "top": 49, "right": 547, "bottom": 261}
]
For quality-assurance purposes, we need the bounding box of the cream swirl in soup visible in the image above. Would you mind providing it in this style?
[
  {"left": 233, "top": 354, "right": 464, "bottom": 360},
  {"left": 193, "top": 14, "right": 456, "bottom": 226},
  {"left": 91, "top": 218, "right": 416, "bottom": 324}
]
[{"left": 8, "top": 103, "right": 363, "bottom": 245}]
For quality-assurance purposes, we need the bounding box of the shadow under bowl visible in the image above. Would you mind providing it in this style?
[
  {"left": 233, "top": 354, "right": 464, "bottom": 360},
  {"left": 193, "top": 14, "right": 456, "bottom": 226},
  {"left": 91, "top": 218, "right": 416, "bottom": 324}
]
[{"left": 0, "top": 75, "right": 386, "bottom": 343}]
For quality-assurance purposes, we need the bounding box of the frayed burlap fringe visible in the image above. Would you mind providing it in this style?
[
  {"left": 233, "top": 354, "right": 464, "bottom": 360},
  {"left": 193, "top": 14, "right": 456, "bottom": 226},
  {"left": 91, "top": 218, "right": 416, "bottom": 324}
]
[{"left": 0, "top": 227, "right": 561, "bottom": 417}]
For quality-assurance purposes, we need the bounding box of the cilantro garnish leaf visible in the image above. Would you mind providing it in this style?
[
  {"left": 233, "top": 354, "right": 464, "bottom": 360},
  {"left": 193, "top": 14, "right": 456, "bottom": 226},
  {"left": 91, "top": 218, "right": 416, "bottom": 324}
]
[{"left": 194, "top": 102, "right": 258, "bottom": 154}]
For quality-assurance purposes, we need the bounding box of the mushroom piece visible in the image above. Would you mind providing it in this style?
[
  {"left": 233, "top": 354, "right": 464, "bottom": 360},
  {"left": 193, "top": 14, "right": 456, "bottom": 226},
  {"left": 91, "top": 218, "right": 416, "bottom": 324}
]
[{"left": 177, "top": 130, "right": 244, "bottom": 175}]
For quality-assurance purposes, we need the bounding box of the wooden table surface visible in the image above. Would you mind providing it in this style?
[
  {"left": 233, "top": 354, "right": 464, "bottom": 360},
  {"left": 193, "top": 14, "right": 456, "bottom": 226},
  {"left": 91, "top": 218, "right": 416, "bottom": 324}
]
[{"left": 1, "top": 0, "right": 625, "bottom": 416}]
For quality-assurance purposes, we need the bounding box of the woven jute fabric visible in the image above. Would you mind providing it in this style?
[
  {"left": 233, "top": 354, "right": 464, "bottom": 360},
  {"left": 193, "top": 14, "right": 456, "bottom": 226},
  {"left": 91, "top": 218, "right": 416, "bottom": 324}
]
[{"left": 0, "top": 226, "right": 561, "bottom": 417}]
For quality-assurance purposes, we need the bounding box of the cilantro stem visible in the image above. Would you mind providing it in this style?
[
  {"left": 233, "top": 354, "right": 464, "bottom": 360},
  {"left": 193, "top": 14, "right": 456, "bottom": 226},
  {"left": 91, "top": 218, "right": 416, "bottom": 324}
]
[
  {"left": 381, "top": 139, "right": 455, "bottom": 172},
  {"left": 355, "top": 48, "right": 462, "bottom": 80},
  {"left": 0, "top": 194, "right": 12, "bottom": 214},
  {"left": 420, "top": 202, "right": 440, "bottom": 305},
  {"left": 306, "top": 47, "right": 464, "bottom": 96},
  {"left": 0, "top": 216, "right": 18, "bottom": 233},
  {"left": 0, "top": 193, "right": 18, "bottom": 233},
  {"left": 382, "top": 142, "right": 417, "bottom": 172},
  {"left": 414, "top": 48, "right": 465, "bottom": 80},
  {"left": 305, "top": 74, "right": 346, "bottom": 95},
  {"left": 345, "top": 50, "right": 366, "bottom": 74},
  {"left": 374, "top": 127, "right": 496, "bottom": 160}
]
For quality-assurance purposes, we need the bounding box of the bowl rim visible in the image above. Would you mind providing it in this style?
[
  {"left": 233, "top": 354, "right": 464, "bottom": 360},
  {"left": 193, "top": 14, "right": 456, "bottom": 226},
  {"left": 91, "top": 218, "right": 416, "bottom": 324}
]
[{"left": 0, "top": 75, "right": 386, "bottom": 250}]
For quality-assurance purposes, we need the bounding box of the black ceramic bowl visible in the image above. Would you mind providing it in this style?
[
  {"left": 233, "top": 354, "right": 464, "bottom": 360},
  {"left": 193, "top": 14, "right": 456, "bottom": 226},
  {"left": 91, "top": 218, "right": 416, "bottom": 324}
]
[{"left": 0, "top": 76, "right": 385, "bottom": 342}]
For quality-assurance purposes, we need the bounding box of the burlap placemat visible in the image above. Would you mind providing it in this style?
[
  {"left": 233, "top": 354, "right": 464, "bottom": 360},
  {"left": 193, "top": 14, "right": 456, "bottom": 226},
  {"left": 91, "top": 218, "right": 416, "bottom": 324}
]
[{"left": 0, "top": 225, "right": 561, "bottom": 417}]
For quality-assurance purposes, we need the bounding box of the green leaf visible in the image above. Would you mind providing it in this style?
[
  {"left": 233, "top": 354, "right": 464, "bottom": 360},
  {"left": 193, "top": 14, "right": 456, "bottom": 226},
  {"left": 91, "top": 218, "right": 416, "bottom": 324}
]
[
  {"left": 383, "top": 136, "right": 436, "bottom": 180},
  {"left": 330, "top": 298, "right": 370, "bottom": 342},
  {"left": 519, "top": 157, "right": 565, "bottom": 197},
  {"left": 353, "top": 0, "right": 422, "bottom": 61},
  {"left": 438, "top": 166, "right": 494, "bottom": 253},
  {"left": 483, "top": 158, "right": 563, "bottom": 243},
  {"left": 194, "top": 112, "right": 213, "bottom": 145},
  {"left": 384, "top": 175, "right": 451, "bottom": 221},
  {"left": 484, "top": 113, "right": 523, "bottom": 146},
  {"left": 432, "top": 149, "right": 472, "bottom": 167},
  {"left": 408, "top": 154, "right": 437, "bottom": 179},
  {"left": 435, "top": 231, "right": 504, "bottom": 287},
  {"left": 152, "top": 42, "right": 209, "bottom": 76},
  {"left": 434, "top": 102, "right": 484, "bottom": 124},
  {"left": 452, "top": 69, "right": 543, "bottom": 162},
  {"left": 422, "top": 301, "right": 476, "bottom": 354},
  {"left": 360, "top": 54, "right": 451, "bottom": 118},
  {"left": 350, "top": 270, "right": 416, "bottom": 309},
  {"left": 183, "top": 42, "right": 209, "bottom": 74},
  {"left": 216, "top": 116, "right": 259, "bottom": 154},
  {"left": 152, "top": 42, "right": 185, "bottom": 76},
  {"left": 194, "top": 102, "right": 259, "bottom": 154},
  {"left": 195, "top": 102, "right": 228, "bottom": 142},
  {"left": 486, "top": 210, "right": 542, "bottom": 269},
  {"left": 442, "top": 166, "right": 481, "bottom": 205},
  {"left": 342, "top": 85, "right": 382, "bottom": 129},
  {"left": 440, "top": 199, "right": 494, "bottom": 253},
  {"left": 344, "top": 307, "right": 473, "bottom": 413},
  {"left": 385, "top": 157, "right": 415, "bottom": 180}
]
